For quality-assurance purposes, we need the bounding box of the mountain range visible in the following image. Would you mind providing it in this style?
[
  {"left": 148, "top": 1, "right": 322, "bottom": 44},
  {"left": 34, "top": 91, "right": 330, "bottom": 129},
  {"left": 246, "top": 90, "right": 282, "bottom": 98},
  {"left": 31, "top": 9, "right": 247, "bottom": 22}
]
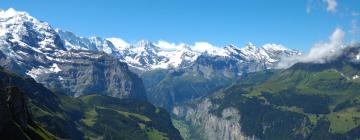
[
  {"left": 0, "top": 8, "right": 301, "bottom": 110},
  {"left": 3, "top": 8, "right": 360, "bottom": 140},
  {"left": 173, "top": 44, "right": 360, "bottom": 140}
]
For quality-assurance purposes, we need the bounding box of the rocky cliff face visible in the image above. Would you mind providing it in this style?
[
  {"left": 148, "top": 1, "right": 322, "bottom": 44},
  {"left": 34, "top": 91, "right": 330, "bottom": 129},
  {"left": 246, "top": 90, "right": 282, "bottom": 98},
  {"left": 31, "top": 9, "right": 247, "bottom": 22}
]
[
  {"left": 31, "top": 50, "right": 147, "bottom": 99},
  {"left": 190, "top": 54, "right": 266, "bottom": 78},
  {"left": 173, "top": 98, "right": 258, "bottom": 140}
]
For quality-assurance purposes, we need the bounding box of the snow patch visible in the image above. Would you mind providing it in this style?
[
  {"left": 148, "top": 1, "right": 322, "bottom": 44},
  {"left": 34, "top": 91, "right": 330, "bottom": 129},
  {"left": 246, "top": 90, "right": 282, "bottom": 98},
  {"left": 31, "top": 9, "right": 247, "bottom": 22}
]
[
  {"left": 353, "top": 75, "right": 359, "bottom": 80},
  {"left": 0, "top": 27, "right": 6, "bottom": 36},
  {"left": 26, "top": 63, "right": 61, "bottom": 79},
  {"left": 50, "top": 63, "right": 61, "bottom": 73},
  {"left": 58, "top": 76, "right": 64, "bottom": 81},
  {"left": 0, "top": 8, "right": 18, "bottom": 18}
]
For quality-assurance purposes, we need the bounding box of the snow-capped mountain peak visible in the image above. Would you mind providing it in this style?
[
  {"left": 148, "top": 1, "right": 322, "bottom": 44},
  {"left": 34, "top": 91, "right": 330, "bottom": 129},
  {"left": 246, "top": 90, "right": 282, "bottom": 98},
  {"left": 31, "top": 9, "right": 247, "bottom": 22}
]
[
  {"left": 0, "top": 8, "right": 52, "bottom": 35},
  {"left": 117, "top": 40, "right": 198, "bottom": 70},
  {"left": 0, "top": 8, "right": 66, "bottom": 56},
  {"left": 0, "top": 8, "right": 302, "bottom": 72},
  {"left": 0, "top": 8, "right": 28, "bottom": 19},
  {"left": 244, "top": 42, "right": 256, "bottom": 49}
]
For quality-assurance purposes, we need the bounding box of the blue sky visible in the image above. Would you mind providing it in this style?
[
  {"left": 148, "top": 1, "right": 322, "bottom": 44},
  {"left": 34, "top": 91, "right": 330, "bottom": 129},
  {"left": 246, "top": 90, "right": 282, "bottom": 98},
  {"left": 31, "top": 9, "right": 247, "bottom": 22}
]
[{"left": 0, "top": 0, "right": 359, "bottom": 51}]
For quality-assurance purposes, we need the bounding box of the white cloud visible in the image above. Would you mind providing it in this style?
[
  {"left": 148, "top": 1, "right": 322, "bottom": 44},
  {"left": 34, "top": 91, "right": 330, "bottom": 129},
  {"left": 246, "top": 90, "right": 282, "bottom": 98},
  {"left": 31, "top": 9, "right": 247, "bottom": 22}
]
[
  {"left": 155, "top": 40, "right": 186, "bottom": 51},
  {"left": 191, "top": 42, "right": 228, "bottom": 56},
  {"left": 306, "top": 7, "right": 312, "bottom": 14},
  {"left": 351, "top": 20, "right": 358, "bottom": 34},
  {"left": 306, "top": 0, "right": 339, "bottom": 14},
  {"left": 306, "top": 0, "right": 312, "bottom": 14},
  {"left": 106, "top": 37, "right": 129, "bottom": 51},
  {"left": 352, "top": 12, "right": 360, "bottom": 17},
  {"left": 306, "top": 0, "right": 314, "bottom": 14},
  {"left": 324, "top": 0, "right": 337, "bottom": 13},
  {"left": 191, "top": 42, "right": 218, "bottom": 53},
  {"left": 277, "top": 28, "right": 345, "bottom": 68},
  {"left": 304, "top": 27, "right": 345, "bottom": 62},
  {"left": 350, "top": 19, "right": 359, "bottom": 44}
]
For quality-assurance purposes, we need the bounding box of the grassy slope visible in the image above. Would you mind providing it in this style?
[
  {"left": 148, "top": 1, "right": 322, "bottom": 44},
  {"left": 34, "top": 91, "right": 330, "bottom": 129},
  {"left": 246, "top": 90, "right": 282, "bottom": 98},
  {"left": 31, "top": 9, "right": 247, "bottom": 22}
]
[
  {"left": 77, "top": 94, "right": 182, "bottom": 140},
  {"left": 0, "top": 67, "right": 182, "bottom": 140},
  {"left": 252, "top": 69, "right": 360, "bottom": 133},
  {"left": 205, "top": 63, "right": 360, "bottom": 140}
]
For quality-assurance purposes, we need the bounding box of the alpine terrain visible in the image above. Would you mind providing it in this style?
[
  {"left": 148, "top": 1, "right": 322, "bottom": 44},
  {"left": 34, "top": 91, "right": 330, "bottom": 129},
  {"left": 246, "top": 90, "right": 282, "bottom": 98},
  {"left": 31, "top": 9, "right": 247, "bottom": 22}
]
[{"left": 1, "top": 4, "right": 359, "bottom": 140}]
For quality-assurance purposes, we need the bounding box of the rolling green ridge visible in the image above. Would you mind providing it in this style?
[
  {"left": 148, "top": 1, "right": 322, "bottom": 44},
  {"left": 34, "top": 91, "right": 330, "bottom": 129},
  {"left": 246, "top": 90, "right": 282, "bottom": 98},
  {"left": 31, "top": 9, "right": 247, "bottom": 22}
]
[
  {"left": 0, "top": 67, "right": 183, "bottom": 140},
  {"left": 204, "top": 59, "right": 360, "bottom": 139},
  {"left": 0, "top": 86, "right": 59, "bottom": 140}
]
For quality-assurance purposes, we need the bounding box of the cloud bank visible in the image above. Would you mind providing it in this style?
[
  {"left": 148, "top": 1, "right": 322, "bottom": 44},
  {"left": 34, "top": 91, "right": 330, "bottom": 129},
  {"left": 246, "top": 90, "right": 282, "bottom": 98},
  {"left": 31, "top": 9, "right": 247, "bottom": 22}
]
[{"left": 277, "top": 28, "right": 345, "bottom": 69}]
